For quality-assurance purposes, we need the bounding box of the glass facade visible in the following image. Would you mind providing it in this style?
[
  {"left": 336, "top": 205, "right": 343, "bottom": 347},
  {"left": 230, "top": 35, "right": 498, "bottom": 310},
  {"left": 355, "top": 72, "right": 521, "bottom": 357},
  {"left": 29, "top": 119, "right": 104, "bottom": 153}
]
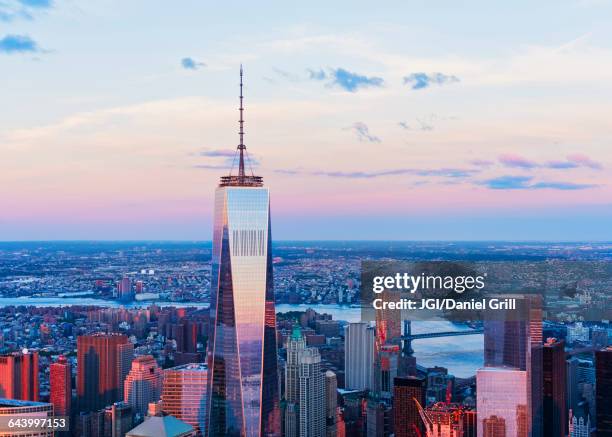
[{"left": 208, "top": 186, "right": 280, "bottom": 437}]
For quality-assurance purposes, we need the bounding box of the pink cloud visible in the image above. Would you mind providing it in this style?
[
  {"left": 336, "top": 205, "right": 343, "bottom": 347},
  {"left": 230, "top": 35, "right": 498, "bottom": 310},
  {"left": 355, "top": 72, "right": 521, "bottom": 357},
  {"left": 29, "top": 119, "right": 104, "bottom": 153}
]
[
  {"left": 567, "top": 154, "right": 603, "bottom": 170},
  {"left": 498, "top": 154, "right": 538, "bottom": 169}
]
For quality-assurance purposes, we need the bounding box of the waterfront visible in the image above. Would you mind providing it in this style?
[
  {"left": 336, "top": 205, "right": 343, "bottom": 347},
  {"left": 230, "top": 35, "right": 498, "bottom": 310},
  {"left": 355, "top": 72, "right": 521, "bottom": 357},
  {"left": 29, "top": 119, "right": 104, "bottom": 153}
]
[{"left": 0, "top": 297, "right": 483, "bottom": 377}]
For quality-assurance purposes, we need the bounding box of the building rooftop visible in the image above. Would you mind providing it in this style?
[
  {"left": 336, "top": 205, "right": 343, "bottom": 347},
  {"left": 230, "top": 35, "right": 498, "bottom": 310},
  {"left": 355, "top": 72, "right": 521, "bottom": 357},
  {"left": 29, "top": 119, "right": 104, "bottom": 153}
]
[
  {"left": 0, "top": 399, "right": 51, "bottom": 408},
  {"left": 166, "top": 363, "right": 208, "bottom": 372},
  {"left": 126, "top": 415, "right": 195, "bottom": 437}
]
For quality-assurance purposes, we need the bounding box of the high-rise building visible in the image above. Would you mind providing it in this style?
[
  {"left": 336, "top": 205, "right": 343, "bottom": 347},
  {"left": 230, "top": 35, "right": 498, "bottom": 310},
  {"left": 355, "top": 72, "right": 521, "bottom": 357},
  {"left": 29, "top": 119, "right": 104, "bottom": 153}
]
[
  {"left": 482, "top": 294, "right": 543, "bottom": 437},
  {"left": 476, "top": 367, "right": 527, "bottom": 437},
  {"left": 482, "top": 415, "right": 506, "bottom": 437},
  {"left": 284, "top": 327, "right": 306, "bottom": 437},
  {"left": 344, "top": 322, "right": 375, "bottom": 391},
  {"left": 324, "top": 371, "right": 337, "bottom": 437},
  {"left": 0, "top": 399, "right": 54, "bottom": 437},
  {"left": 162, "top": 363, "right": 208, "bottom": 436},
  {"left": 298, "top": 348, "right": 325, "bottom": 437},
  {"left": 0, "top": 350, "right": 39, "bottom": 401},
  {"left": 117, "top": 277, "right": 133, "bottom": 302},
  {"left": 124, "top": 355, "right": 163, "bottom": 419},
  {"left": 366, "top": 397, "right": 393, "bottom": 437},
  {"left": 117, "top": 342, "right": 135, "bottom": 402},
  {"left": 463, "top": 409, "right": 477, "bottom": 437},
  {"left": 596, "top": 347, "right": 612, "bottom": 436},
  {"left": 105, "top": 401, "right": 133, "bottom": 437},
  {"left": 77, "top": 333, "right": 129, "bottom": 412},
  {"left": 374, "top": 344, "right": 399, "bottom": 400},
  {"left": 207, "top": 67, "right": 280, "bottom": 436},
  {"left": 393, "top": 376, "right": 426, "bottom": 437},
  {"left": 542, "top": 338, "right": 566, "bottom": 437},
  {"left": 50, "top": 355, "right": 71, "bottom": 417}
]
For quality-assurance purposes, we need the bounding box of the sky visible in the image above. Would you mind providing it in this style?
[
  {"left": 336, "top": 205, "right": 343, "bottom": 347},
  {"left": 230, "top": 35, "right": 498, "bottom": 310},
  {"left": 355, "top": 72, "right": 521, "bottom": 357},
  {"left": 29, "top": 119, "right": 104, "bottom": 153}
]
[{"left": 1, "top": 0, "right": 612, "bottom": 240}]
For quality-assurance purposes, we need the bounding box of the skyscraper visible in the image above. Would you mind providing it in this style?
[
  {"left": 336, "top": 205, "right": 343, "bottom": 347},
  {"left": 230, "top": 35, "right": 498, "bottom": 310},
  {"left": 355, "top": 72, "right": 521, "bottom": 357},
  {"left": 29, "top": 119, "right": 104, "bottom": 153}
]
[
  {"left": 344, "top": 322, "right": 375, "bottom": 391},
  {"left": 117, "top": 342, "right": 135, "bottom": 402},
  {"left": 542, "top": 338, "right": 566, "bottom": 437},
  {"left": 476, "top": 367, "right": 527, "bottom": 437},
  {"left": 124, "top": 355, "right": 163, "bottom": 418},
  {"left": 284, "top": 326, "right": 307, "bottom": 437},
  {"left": 482, "top": 294, "right": 543, "bottom": 436},
  {"left": 324, "top": 371, "right": 337, "bottom": 437},
  {"left": 77, "top": 333, "right": 129, "bottom": 412},
  {"left": 162, "top": 363, "right": 209, "bottom": 436},
  {"left": 393, "top": 376, "right": 426, "bottom": 437},
  {"left": 298, "top": 348, "right": 325, "bottom": 437},
  {"left": 50, "top": 355, "right": 71, "bottom": 417},
  {"left": 0, "top": 350, "right": 39, "bottom": 401},
  {"left": 105, "top": 401, "right": 133, "bottom": 437},
  {"left": 482, "top": 415, "right": 506, "bottom": 437},
  {"left": 207, "top": 67, "right": 280, "bottom": 436},
  {"left": 596, "top": 347, "right": 612, "bottom": 436}
]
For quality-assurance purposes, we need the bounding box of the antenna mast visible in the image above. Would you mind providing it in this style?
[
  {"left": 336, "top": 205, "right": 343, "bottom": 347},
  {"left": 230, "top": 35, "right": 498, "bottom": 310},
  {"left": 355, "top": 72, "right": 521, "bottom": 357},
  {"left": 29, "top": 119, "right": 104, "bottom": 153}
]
[{"left": 238, "top": 64, "right": 246, "bottom": 180}]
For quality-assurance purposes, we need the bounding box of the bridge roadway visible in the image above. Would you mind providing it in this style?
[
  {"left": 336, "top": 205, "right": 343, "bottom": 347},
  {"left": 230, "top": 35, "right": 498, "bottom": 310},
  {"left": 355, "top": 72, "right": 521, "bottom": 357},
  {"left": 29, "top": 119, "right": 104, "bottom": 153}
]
[
  {"left": 402, "top": 328, "right": 484, "bottom": 341},
  {"left": 399, "top": 320, "right": 483, "bottom": 356}
]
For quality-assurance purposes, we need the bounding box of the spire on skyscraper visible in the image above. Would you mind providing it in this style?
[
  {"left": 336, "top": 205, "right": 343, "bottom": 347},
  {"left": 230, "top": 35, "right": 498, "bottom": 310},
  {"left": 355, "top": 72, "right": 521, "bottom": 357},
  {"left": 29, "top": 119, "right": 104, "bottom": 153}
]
[
  {"left": 220, "top": 65, "right": 263, "bottom": 187},
  {"left": 238, "top": 64, "right": 246, "bottom": 179}
]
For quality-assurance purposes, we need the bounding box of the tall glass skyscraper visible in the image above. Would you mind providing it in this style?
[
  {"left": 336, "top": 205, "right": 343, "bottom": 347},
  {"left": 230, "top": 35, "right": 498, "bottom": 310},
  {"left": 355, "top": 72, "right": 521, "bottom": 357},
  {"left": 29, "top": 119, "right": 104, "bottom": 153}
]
[{"left": 207, "top": 67, "right": 280, "bottom": 437}]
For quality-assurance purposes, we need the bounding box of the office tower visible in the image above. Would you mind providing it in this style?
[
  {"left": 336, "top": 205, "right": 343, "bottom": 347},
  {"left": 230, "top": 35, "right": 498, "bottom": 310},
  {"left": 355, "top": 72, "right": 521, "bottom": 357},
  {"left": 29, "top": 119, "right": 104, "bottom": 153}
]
[
  {"left": 50, "top": 355, "right": 71, "bottom": 417},
  {"left": 207, "top": 67, "right": 280, "bottom": 437},
  {"left": 482, "top": 415, "right": 506, "bottom": 437},
  {"left": 126, "top": 415, "right": 196, "bottom": 437},
  {"left": 77, "top": 333, "right": 129, "bottom": 412},
  {"left": 117, "top": 342, "right": 135, "bottom": 401},
  {"left": 0, "top": 350, "right": 39, "bottom": 401},
  {"left": 124, "top": 355, "right": 163, "bottom": 418},
  {"left": 297, "top": 347, "right": 325, "bottom": 437},
  {"left": 426, "top": 367, "right": 454, "bottom": 405},
  {"left": 375, "top": 290, "right": 402, "bottom": 349},
  {"left": 596, "top": 347, "right": 612, "bottom": 436},
  {"left": 325, "top": 371, "right": 337, "bottom": 437},
  {"left": 168, "top": 322, "right": 198, "bottom": 354},
  {"left": 0, "top": 399, "right": 54, "bottom": 437},
  {"left": 483, "top": 294, "right": 542, "bottom": 437},
  {"left": 568, "top": 410, "right": 590, "bottom": 437},
  {"left": 105, "top": 402, "right": 133, "bottom": 437},
  {"left": 374, "top": 344, "right": 399, "bottom": 401},
  {"left": 162, "top": 363, "right": 208, "bottom": 436},
  {"left": 344, "top": 322, "right": 375, "bottom": 391},
  {"left": 393, "top": 376, "right": 426, "bottom": 437},
  {"left": 483, "top": 294, "right": 542, "bottom": 370},
  {"left": 566, "top": 357, "right": 579, "bottom": 414},
  {"left": 476, "top": 367, "right": 527, "bottom": 437},
  {"left": 542, "top": 338, "right": 566, "bottom": 437},
  {"left": 338, "top": 389, "right": 368, "bottom": 436},
  {"left": 117, "top": 277, "right": 133, "bottom": 302},
  {"left": 367, "top": 398, "right": 393, "bottom": 437},
  {"left": 284, "top": 327, "right": 306, "bottom": 437},
  {"left": 463, "top": 409, "right": 477, "bottom": 437}
]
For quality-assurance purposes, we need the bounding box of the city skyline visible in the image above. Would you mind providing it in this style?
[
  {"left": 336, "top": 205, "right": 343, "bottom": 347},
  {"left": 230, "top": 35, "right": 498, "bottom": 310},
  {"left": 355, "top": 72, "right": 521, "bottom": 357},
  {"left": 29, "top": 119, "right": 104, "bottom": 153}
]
[{"left": 1, "top": 1, "right": 612, "bottom": 240}]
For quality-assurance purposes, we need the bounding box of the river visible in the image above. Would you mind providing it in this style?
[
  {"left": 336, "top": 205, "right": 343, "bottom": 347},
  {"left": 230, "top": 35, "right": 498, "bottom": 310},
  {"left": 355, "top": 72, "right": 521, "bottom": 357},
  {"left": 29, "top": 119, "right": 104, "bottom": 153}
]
[{"left": 0, "top": 297, "right": 483, "bottom": 377}]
